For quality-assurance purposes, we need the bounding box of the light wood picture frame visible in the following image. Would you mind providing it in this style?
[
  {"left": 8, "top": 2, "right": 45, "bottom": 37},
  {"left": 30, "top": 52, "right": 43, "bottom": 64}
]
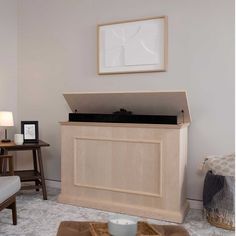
[{"left": 97, "top": 16, "right": 168, "bottom": 75}]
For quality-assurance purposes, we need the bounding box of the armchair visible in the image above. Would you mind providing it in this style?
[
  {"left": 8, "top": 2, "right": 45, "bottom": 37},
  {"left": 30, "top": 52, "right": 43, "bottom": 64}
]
[{"left": 0, "top": 155, "right": 21, "bottom": 225}]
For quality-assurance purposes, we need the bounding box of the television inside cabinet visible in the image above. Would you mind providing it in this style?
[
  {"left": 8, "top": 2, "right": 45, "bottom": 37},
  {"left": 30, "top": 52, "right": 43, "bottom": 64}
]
[{"left": 59, "top": 91, "right": 191, "bottom": 223}]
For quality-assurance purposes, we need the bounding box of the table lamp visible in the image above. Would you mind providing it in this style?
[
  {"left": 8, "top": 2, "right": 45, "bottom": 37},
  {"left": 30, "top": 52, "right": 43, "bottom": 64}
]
[{"left": 0, "top": 111, "right": 14, "bottom": 142}]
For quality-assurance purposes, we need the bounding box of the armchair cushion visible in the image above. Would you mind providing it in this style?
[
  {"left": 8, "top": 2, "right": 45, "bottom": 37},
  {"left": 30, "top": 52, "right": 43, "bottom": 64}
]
[{"left": 0, "top": 176, "right": 21, "bottom": 203}]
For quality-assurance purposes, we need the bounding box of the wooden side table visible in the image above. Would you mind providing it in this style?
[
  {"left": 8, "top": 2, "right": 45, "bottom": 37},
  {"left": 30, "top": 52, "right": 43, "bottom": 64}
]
[{"left": 0, "top": 140, "right": 50, "bottom": 200}]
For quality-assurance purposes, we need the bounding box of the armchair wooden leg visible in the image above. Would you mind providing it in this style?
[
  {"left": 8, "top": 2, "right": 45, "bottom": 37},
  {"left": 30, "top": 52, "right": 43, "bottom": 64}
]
[
  {"left": 7, "top": 198, "right": 17, "bottom": 225},
  {"left": 12, "top": 200, "right": 17, "bottom": 225}
]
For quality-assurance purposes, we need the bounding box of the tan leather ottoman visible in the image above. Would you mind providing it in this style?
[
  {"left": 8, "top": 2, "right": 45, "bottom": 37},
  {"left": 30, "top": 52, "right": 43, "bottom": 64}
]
[{"left": 56, "top": 221, "right": 189, "bottom": 236}]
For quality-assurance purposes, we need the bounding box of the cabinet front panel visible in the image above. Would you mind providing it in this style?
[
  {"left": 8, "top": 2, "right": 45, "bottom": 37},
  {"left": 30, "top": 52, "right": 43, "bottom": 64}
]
[
  {"left": 74, "top": 137, "right": 162, "bottom": 197},
  {"left": 60, "top": 124, "right": 189, "bottom": 222}
]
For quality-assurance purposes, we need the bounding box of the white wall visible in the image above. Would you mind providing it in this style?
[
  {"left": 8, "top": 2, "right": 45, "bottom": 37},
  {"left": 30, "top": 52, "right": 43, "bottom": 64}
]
[
  {"left": 17, "top": 0, "right": 234, "bottom": 200},
  {"left": 0, "top": 0, "right": 18, "bottom": 139}
]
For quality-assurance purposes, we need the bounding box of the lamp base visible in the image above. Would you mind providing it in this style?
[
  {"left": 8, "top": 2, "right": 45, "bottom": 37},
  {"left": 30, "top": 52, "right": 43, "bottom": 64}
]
[{"left": 1, "top": 139, "right": 11, "bottom": 143}]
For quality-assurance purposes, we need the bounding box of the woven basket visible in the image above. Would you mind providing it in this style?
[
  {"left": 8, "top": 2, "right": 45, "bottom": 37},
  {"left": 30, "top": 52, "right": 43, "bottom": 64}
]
[{"left": 207, "top": 215, "right": 235, "bottom": 231}]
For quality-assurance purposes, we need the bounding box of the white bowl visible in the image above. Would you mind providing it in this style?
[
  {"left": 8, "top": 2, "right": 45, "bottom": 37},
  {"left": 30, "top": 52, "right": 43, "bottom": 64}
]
[{"left": 108, "top": 218, "right": 137, "bottom": 236}]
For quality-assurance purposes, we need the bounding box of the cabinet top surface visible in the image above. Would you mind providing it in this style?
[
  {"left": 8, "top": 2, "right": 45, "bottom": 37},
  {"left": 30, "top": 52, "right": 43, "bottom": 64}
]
[
  {"left": 60, "top": 121, "right": 189, "bottom": 129},
  {"left": 63, "top": 91, "right": 191, "bottom": 124}
]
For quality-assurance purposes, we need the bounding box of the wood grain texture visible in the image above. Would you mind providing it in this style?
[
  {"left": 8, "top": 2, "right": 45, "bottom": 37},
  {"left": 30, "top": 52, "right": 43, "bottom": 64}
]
[
  {"left": 59, "top": 123, "right": 189, "bottom": 223},
  {"left": 74, "top": 137, "right": 162, "bottom": 197}
]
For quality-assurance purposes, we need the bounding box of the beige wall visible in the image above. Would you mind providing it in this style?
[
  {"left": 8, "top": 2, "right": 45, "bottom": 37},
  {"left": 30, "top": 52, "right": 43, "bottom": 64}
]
[
  {"left": 17, "top": 0, "right": 234, "bottom": 200},
  {"left": 0, "top": 0, "right": 18, "bottom": 139}
]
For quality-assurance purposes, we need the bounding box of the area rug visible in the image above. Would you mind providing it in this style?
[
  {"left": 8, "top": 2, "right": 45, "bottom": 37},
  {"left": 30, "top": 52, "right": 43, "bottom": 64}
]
[
  {"left": 0, "top": 188, "right": 234, "bottom": 236},
  {"left": 56, "top": 221, "right": 189, "bottom": 236}
]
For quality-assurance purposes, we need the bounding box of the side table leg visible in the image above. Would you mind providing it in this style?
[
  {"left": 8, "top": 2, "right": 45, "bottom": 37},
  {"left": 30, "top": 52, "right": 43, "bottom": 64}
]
[
  {"left": 33, "top": 149, "right": 39, "bottom": 191},
  {"left": 37, "top": 148, "right": 47, "bottom": 200},
  {"left": 0, "top": 148, "right": 4, "bottom": 155},
  {"left": 1, "top": 149, "right": 8, "bottom": 174}
]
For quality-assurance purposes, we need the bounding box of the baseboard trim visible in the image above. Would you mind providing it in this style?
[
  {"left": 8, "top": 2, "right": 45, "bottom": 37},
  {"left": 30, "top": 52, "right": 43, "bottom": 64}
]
[
  {"left": 45, "top": 179, "right": 203, "bottom": 210},
  {"left": 45, "top": 179, "right": 61, "bottom": 189},
  {"left": 188, "top": 199, "right": 203, "bottom": 209}
]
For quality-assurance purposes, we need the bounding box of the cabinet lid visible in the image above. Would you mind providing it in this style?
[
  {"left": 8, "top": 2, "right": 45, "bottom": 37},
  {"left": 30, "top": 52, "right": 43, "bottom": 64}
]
[{"left": 63, "top": 91, "right": 191, "bottom": 124}]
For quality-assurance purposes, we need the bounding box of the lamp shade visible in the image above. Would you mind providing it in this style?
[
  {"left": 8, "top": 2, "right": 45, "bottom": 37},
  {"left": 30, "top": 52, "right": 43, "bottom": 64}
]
[{"left": 0, "top": 111, "right": 14, "bottom": 127}]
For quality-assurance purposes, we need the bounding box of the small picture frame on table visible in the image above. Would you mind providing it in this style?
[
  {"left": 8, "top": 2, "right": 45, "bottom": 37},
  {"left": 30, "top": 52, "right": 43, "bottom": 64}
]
[{"left": 21, "top": 121, "right": 39, "bottom": 143}]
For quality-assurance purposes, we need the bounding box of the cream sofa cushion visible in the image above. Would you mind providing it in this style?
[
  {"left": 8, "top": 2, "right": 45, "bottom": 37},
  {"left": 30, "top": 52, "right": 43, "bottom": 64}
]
[{"left": 0, "top": 176, "right": 21, "bottom": 203}]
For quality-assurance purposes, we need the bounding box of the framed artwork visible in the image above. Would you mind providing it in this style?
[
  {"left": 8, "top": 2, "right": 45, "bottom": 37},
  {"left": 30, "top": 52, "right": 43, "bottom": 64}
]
[
  {"left": 21, "top": 121, "right": 39, "bottom": 143},
  {"left": 97, "top": 16, "right": 167, "bottom": 75}
]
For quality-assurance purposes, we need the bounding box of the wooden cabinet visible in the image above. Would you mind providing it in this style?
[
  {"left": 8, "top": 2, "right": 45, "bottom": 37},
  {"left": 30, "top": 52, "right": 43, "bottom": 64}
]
[{"left": 58, "top": 91, "right": 191, "bottom": 223}]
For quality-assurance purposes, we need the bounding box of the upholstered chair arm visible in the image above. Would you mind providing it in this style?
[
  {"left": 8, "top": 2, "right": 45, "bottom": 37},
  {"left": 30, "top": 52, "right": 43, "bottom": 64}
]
[{"left": 0, "top": 155, "right": 14, "bottom": 176}]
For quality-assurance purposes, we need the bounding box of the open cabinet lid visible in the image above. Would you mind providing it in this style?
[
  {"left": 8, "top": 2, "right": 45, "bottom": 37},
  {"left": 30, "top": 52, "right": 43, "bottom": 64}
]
[{"left": 63, "top": 91, "right": 191, "bottom": 124}]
